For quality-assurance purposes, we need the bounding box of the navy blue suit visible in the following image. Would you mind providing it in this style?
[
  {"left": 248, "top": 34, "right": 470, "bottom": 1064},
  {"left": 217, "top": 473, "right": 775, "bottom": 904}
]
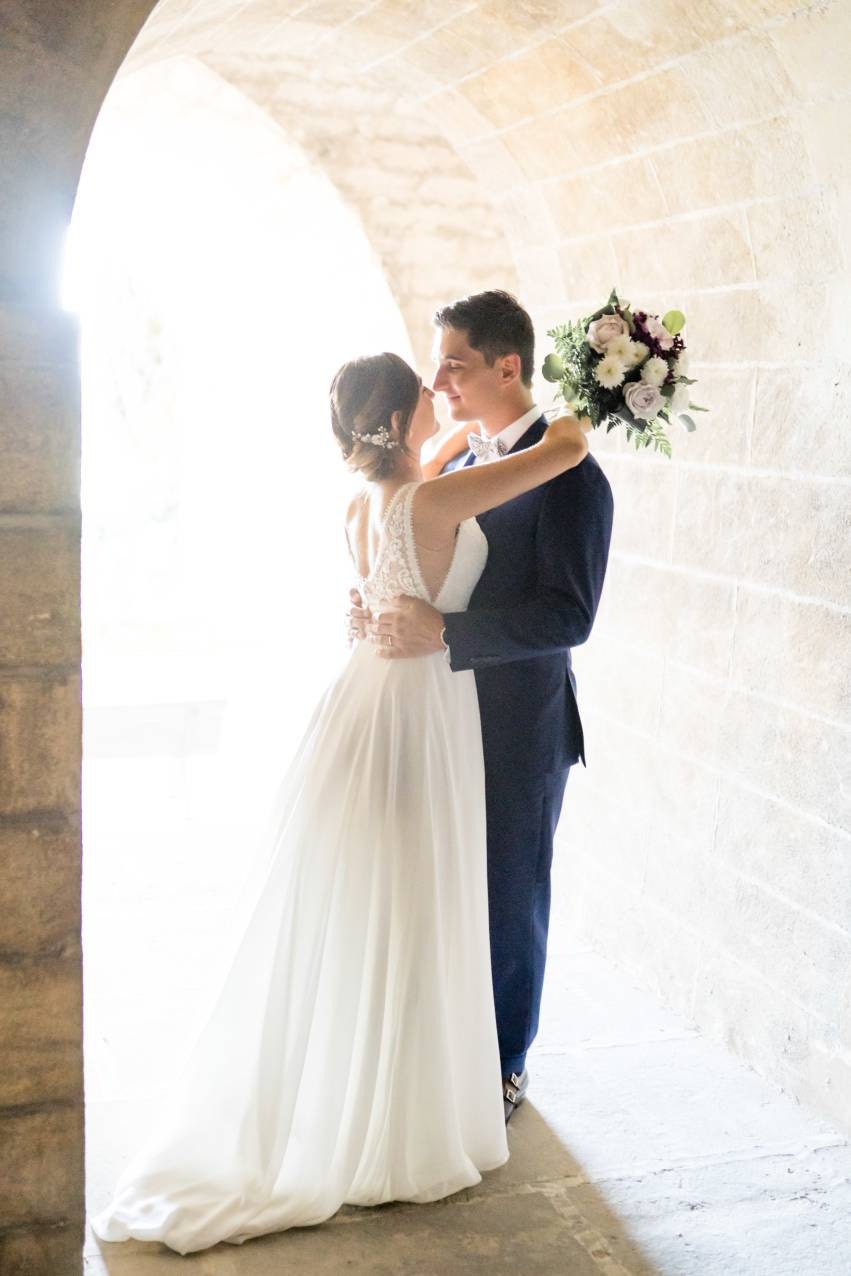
[{"left": 442, "top": 416, "right": 614, "bottom": 1075}]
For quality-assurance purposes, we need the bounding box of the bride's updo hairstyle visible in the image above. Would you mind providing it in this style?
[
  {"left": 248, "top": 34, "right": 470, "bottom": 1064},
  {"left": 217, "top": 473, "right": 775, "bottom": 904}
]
[{"left": 330, "top": 352, "right": 420, "bottom": 482}]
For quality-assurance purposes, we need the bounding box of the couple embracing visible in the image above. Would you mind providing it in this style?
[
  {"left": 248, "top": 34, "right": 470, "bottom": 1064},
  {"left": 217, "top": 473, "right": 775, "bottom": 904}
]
[{"left": 94, "top": 289, "right": 614, "bottom": 1255}]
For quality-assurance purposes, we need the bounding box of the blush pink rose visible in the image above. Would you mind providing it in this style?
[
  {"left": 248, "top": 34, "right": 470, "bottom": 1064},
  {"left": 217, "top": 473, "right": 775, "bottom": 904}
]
[
  {"left": 623, "top": 380, "right": 663, "bottom": 420},
  {"left": 642, "top": 315, "right": 675, "bottom": 351},
  {"left": 586, "top": 313, "right": 630, "bottom": 354}
]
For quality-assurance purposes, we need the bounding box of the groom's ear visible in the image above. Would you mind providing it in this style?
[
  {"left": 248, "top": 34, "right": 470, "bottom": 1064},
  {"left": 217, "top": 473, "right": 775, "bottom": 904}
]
[{"left": 497, "top": 352, "right": 523, "bottom": 387}]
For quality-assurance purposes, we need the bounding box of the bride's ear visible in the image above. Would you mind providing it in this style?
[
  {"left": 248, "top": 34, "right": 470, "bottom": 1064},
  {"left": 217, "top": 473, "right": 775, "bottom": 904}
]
[{"left": 390, "top": 410, "right": 403, "bottom": 439}]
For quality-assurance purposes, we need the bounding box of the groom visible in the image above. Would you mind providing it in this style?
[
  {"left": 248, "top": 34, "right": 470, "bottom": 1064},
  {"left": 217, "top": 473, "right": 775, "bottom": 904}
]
[{"left": 356, "top": 290, "right": 613, "bottom": 1120}]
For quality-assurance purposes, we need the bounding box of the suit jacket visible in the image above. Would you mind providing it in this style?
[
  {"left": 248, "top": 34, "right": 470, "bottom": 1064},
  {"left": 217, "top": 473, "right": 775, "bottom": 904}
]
[{"left": 441, "top": 416, "right": 614, "bottom": 777}]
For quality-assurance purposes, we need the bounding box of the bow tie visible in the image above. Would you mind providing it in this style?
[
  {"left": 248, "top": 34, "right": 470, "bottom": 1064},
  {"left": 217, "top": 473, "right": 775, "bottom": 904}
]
[{"left": 467, "top": 433, "right": 507, "bottom": 463}]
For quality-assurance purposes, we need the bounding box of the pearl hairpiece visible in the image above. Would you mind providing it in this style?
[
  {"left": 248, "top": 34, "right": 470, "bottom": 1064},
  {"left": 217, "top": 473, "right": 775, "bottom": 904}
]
[{"left": 351, "top": 425, "right": 399, "bottom": 450}]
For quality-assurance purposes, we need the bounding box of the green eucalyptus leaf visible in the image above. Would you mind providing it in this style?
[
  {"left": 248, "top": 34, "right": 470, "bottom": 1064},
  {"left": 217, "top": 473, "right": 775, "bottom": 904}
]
[
  {"left": 662, "top": 309, "right": 686, "bottom": 335},
  {"left": 660, "top": 383, "right": 675, "bottom": 398},
  {"left": 542, "top": 353, "right": 566, "bottom": 383},
  {"left": 687, "top": 403, "right": 709, "bottom": 412}
]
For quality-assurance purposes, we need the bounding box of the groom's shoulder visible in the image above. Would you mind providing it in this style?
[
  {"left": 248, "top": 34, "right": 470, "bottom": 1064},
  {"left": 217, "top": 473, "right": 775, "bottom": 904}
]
[{"left": 543, "top": 451, "right": 614, "bottom": 529}]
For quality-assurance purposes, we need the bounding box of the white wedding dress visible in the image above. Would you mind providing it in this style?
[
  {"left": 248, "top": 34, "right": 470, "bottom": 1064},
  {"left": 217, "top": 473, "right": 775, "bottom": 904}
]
[{"left": 92, "top": 481, "right": 508, "bottom": 1255}]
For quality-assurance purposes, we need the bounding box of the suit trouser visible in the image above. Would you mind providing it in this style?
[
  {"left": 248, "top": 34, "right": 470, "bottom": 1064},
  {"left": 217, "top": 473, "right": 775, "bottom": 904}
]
[{"left": 486, "top": 765, "right": 571, "bottom": 1078}]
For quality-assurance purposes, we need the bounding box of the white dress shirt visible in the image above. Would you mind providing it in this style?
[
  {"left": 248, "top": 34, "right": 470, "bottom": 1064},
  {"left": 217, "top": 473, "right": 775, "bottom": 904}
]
[{"left": 472, "top": 403, "right": 542, "bottom": 461}]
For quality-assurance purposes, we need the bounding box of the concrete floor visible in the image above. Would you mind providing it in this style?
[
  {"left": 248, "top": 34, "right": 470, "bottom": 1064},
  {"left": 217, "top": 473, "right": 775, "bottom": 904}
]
[
  {"left": 83, "top": 714, "right": 851, "bottom": 1275},
  {"left": 84, "top": 938, "right": 851, "bottom": 1275}
]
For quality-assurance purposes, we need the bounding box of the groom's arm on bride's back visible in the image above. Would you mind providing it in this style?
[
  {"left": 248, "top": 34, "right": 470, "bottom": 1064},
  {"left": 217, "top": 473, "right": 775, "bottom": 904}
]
[{"left": 442, "top": 458, "right": 614, "bottom": 670}]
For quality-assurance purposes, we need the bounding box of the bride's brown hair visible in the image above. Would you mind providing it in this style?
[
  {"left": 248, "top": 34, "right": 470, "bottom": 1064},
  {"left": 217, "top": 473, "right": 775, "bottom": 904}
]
[{"left": 330, "top": 352, "right": 420, "bottom": 482}]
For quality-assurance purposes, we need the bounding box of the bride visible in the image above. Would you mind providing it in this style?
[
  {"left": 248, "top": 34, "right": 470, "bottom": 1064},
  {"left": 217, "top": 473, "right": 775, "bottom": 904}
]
[{"left": 92, "top": 351, "right": 588, "bottom": 1255}]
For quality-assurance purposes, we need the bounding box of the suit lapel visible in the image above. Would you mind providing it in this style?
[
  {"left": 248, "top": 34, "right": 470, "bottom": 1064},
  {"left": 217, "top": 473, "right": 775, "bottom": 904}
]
[{"left": 506, "top": 415, "right": 547, "bottom": 456}]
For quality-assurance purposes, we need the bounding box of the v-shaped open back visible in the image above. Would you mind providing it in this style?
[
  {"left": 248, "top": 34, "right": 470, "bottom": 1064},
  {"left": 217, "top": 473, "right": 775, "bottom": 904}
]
[{"left": 355, "top": 482, "right": 488, "bottom": 617}]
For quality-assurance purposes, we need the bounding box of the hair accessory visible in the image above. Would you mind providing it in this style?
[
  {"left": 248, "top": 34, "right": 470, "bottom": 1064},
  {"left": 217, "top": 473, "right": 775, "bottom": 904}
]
[{"left": 351, "top": 425, "right": 399, "bottom": 450}]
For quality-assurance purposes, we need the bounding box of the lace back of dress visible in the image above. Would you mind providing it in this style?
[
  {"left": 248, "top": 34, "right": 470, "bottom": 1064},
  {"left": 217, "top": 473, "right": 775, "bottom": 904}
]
[{"left": 361, "top": 483, "right": 427, "bottom": 613}]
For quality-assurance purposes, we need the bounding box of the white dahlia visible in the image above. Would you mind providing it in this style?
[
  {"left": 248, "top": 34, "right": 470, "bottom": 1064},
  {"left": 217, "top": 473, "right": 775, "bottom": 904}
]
[
  {"left": 594, "top": 354, "right": 627, "bottom": 389},
  {"left": 627, "top": 339, "right": 650, "bottom": 366},
  {"left": 606, "top": 333, "right": 634, "bottom": 362},
  {"left": 642, "top": 355, "right": 670, "bottom": 388},
  {"left": 674, "top": 351, "right": 690, "bottom": 377}
]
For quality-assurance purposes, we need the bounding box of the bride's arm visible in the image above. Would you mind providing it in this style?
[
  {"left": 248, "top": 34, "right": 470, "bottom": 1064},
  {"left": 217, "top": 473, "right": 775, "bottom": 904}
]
[
  {"left": 420, "top": 422, "right": 471, "bottom": 480},
  {"left": 415, "top": 415, "right": 589, "bottom": 538}
]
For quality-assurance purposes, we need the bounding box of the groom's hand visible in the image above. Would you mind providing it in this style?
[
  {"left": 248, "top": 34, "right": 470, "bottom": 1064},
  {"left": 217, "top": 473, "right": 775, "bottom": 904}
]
[{"left": 369, "top": 596, "right": 446, "bottom": 659}]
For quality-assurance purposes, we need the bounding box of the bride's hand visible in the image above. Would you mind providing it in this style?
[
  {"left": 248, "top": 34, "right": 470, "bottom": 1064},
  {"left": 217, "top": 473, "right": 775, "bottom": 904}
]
[
  {"left": 347, "top": 588, "right": 371, "bottom": 646},
  {"left": 539, "top": 412, "right": 591, "bottom": 468}
]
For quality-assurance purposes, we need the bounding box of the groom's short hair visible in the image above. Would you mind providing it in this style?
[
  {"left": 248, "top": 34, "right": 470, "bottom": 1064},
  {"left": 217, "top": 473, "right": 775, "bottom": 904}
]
[{"left": 433, "top": 290, "right": 535, "bottom": 386}]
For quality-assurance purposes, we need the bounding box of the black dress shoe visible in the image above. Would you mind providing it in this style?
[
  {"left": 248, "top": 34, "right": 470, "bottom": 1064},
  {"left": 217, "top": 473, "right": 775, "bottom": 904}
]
[{"left": 502, "top": 1068, "right": 529, "bottom": 1123}]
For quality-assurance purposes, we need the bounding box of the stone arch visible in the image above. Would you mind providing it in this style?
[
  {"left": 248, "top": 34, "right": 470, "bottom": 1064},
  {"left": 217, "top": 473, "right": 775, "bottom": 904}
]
[{"left": 1, "top": 2, "right": 849, "bottom": 1270}]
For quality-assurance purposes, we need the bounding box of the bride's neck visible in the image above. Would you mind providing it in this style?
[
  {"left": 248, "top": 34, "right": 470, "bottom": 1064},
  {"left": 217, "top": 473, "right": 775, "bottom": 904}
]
[{"left": 389, "top": 454, "right": 422, "bottom": 484}]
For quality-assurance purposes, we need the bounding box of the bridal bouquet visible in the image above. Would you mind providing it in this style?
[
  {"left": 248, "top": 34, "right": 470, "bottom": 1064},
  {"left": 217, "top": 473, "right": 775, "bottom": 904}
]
[{"left": 542, "top": 288, "right": 706, "bottom": 457}]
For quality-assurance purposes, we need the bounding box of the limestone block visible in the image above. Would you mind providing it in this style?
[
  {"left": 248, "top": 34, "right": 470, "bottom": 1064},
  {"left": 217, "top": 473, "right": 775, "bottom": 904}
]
[
  {"left": 557, "top": 856, "right": 702, "bottom": 1020},
  {"left": 559, "top": 2, "right": 709, "bottom": 83},
  {"left": 701, "top": 863, "right": 851, "bottom": 1022},
  {"left": 494, "top": 194, "right": 558, "bottom": 258},
  {"left": 643, "top": 835, "right": 721, "bottom": 934},
  {"left": 613, "top": 208, "right": 754, "bottom": 292},
  {"left": 730, "top": 587, "right": 851, "bottom": 725},
  {"left": 0, "top": 523, "right": 80, "bottom": 667},
  {"left": 651, "top": 115, "right": 815, "bottom": 216},
  {"left": 604, "top": 453, "right": 677, "bottom": 562},
  {"left": 546, "top": 155, "right": 668, "bottom": 235},
  {"left": 574, "top": 631, "right": 665, "bottom": 735},
  {"left": 691, "top": 947, "right": 815, "bottom": 1083},
  {"left": 0, "top": 816, "right": 81, "bottom": 956},
  {"left": 715, "top": 779, "right": 851, "bottom": 934},
  {"left": 672, "top": 366, "right": 753, "bottom": 467},
  {"left": 0, "top": 673, "right": 80, "bottom": 815},
  {"left": 601, "top": 556, "right": 737, "bottom": 681},
  {"left": 511, "top": 245, "right": 564, "bottom": 305},
  {"left": 0, "top": 307, "right": 78, "bottom": 367},
  {"left": 657, "top": 660, "right": 729, "bottom": 765},
  {"left": 797, "top": 99, "right": 851, "bottom": 189},
  {"left": 0, "top": 1224, "right": 82, "bottom": 1276},
  {"left": 751, "top": 364, "right": 851, "bottom": 478},
  {"left": 686, "top": 30, "right": 797, "bottom": 129},
  {"left": 401, "top": 24, "right": 508, "bottom": 84},
  {"left": 558, "top": 236, "right": 621, "bottom": 307},
  {"left": 555, "top": 771, "right": 649, "bottom": 889},
  {"left": 661, "top": 659, "right": 851, "bottom": 831},
  {"left": 506, "top": 71, "right": 677, "bottom": 177},
  {"left": 343, "top": 0, "right": 472, "bottom": 67},
  {"left": 681, "top": 281, "right": 832, "bottom": 365},
  {"left": 748, "top": 190, "right": 843, "bottom": 285},
  {"left": 0, "top": 960, "right": 81, "bottom": 1106},
  {"left": 459, "top": 38, "right": 599, "bottom": 130},
  {"left": 427, "top": 90, "right": 495, "bottom": 147},
  {"left": 477, "top": 0, "right": 601, "bottom": 41},
  {"left": 672, "top": 466, "right": 851, "bottom": 607},
  {"left": 0, "top": 366, "right": 81, "bottom": 513},
  {"left": 0, "top": 43, "right": 95, "bottom": 302},
  {"left": 718, "top": 694, "right": 851, "bottom": 835},
  {"left": 770, "top": 1, "right": 851, "bottom": 99},
  {"left": 502, "top": 112, "right": 582, "bottom": 180},
  {"left": 0, "top": 1102, "right": 84, "bottom": 1229}
]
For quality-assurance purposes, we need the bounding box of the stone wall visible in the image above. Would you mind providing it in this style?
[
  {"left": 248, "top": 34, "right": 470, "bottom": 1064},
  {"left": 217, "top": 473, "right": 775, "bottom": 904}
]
[{"left": 1, "top": 1, "right": 849, "bottom": 1269}]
